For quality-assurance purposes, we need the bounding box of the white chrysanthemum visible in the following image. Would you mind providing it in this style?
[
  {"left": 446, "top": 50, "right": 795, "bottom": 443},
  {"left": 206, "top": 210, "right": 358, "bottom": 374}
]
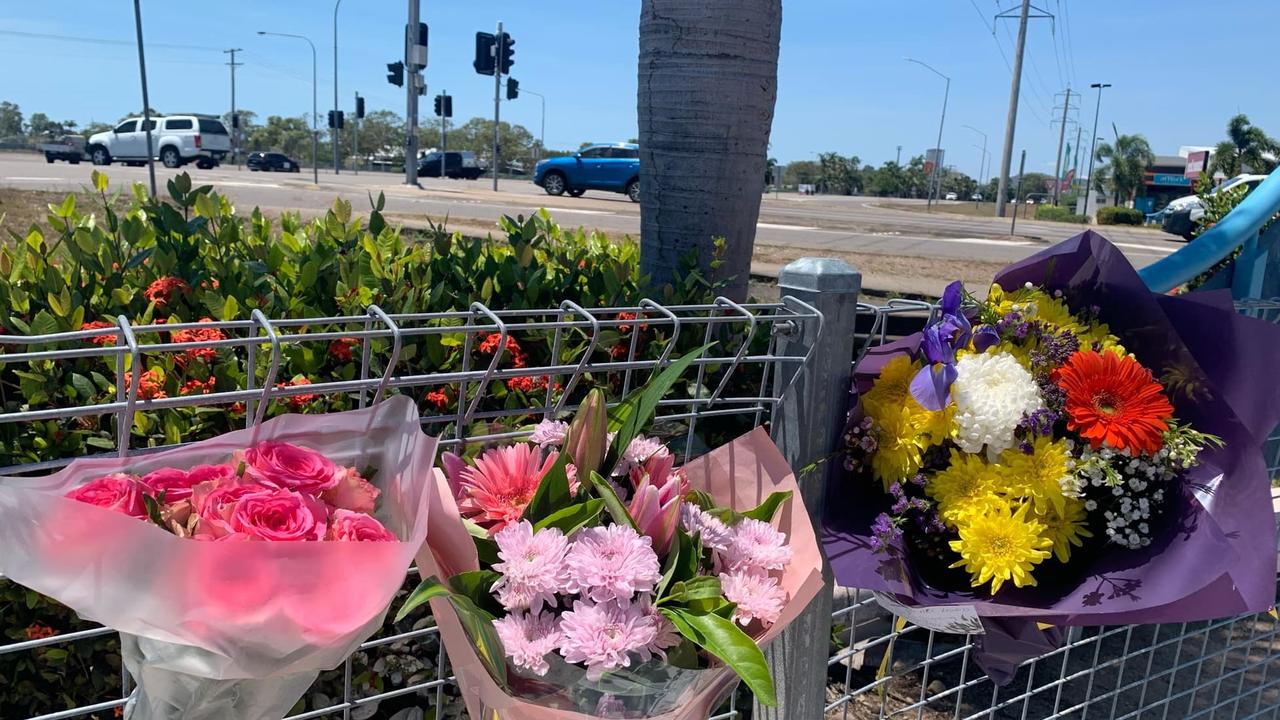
[{"left": 950, "top": 351, "right": 1043, "bottom": 457}]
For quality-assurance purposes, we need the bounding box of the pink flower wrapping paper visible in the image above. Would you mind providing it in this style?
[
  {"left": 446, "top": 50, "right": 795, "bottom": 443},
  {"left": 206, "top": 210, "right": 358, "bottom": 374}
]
[
  {"left": 415, "top": 427, "right": 825, "bottom": 720},
  {"left": 0, "top": 395, "right": 437, "bottom": 720}
]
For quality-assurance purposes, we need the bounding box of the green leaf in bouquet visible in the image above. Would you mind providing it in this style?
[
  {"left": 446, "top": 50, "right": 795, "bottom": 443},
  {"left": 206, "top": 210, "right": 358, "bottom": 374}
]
[
  {"left": 656, "top": 527, "right": 702, "bottom": 599},
  {"left": 604, "top": 343, "right": 713, "bottom": 472},
  {"left": 741, "top": 491, "right": 793, "bottom": 523},
  {"left": 447, "top": 570, "right": 504, "bottom": 617},
  {"left": 660, "top": 576, "right": 724, "bottom": 614},
  {"left": 521, "top": 449, "right": 573, "bottom": 525},
  {"left": 396, "top": 575, "right": 510, "bottom": 691},
  {"left": 587, "top": 470, "right": 638, "bottom": 530},
  {"left": 660, "top": 607, "right": 776, "bottom": 706},
  {"left": 686, "top": 490, "right": 716, "bottom": 510},
  {"left": 532, "top": 499, "right": 604, "bottom": 537}
]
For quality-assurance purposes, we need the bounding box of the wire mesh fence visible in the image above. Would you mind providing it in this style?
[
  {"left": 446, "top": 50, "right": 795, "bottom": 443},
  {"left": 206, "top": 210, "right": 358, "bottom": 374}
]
[{"left": 0, "top": 295, "right": 1277, "bottom": 720}]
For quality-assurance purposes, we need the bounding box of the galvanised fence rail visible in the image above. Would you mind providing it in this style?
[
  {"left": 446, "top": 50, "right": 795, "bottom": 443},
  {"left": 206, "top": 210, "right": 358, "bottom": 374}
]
[{"left": 0, "top": 259, "right": 1276, "bottom": 720}]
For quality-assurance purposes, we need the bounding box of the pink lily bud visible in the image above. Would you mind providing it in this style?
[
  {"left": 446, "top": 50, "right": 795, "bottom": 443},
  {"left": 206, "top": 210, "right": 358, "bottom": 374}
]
[
  {"left": 563, "top": 388, "right": 608, "bottom": 477},
  {"left": 626, "top": 453, "right": 688, "bottom": 556}
]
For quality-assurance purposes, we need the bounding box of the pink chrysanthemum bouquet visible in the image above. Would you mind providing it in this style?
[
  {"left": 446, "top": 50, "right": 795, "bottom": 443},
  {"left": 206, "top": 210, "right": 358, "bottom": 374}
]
[
  {"left": 0, "top": 397, "right": 436, "bottom": 720},
  {"left": 405, "top": 351, "right": 824, "bottom": 719}
]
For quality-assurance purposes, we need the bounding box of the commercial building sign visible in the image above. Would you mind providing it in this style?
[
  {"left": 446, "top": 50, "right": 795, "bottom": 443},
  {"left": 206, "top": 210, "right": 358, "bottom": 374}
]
[
  {"left": 1185, "top": 150, "right": 1209, "bottom": 180},
  {"left": 924, "top": 148, "right": 944, "bottom": 176},
  {"left": 1152, "top": 173, "right": 1192, "bottom": 186}
]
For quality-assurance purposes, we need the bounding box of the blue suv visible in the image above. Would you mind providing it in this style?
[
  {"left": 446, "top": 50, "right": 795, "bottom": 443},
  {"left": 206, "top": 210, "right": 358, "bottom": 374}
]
[{"left": 533, "top": 143, "right": 640, "bottom": 202}]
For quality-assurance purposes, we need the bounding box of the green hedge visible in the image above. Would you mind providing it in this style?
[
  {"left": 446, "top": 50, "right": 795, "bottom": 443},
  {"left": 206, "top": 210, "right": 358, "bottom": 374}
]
[
  {"left": 1096, "top": 206, "right": 1144, "bottom": 225},
  {"left": 0, "top": 171, "right": 756, "bottom": 717},
  {"left": 1034, "top": 205, "right": 1087, "bottom": 224}
]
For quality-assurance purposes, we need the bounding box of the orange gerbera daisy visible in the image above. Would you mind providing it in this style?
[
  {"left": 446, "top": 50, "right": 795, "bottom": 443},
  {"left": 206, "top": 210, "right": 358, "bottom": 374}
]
[{"left": 1055, "top": 350, "right": 1173, "bottom": 455}]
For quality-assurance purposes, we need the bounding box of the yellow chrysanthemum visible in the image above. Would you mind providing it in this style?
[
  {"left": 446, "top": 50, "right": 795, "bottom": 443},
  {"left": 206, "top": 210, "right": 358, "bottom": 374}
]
[
  {"left": 862, "top": 355, "right": 915, "bottom": 413},
  {"left": 995, "top": 437, "right": 1073, "bottom": 516},
  {"left": 926, "top": 451, "right": 1005, "bottom": 525},
  {"left": 1039, "top": 497, "right": 1093, "bottom": 563},
  {"left": 869, "top": 405, "right": 928, "bottom": 489},
  {"left": 949, "top": 503, "right": 1053, "bottom": 594}
]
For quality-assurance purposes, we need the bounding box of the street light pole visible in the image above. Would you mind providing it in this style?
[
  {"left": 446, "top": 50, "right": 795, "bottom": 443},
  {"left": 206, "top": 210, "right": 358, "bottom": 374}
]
[
  {"left": 258, "top": 31, "right": 318, "bottom": 184},
  {"left": 906, "top": 58, "right": 950, "bottom": 211},
  {"left": 1083, "top": 82, "right": 1111, "bottom": 220},
  {"left": 962, "top": 124, "right": 987, "bottom": 201},
  {"left": 223, "top": 48, "right": 242, "bottom": 168},
  {"left": 522, "top": 87, "right": 546, "bottom": 165},
  {"left": 333, "top": 0, "right": 343, "bottom": 174}
]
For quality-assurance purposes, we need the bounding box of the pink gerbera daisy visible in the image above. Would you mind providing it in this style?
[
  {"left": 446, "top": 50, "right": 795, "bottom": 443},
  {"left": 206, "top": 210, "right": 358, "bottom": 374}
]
[
  {"left": 493, "top": 610, "right": 563, "bottom": 677},
  {"left": 491, "top": 521, "right": 570, "bottom": 611},
  {"left": 720, "top": 570, "right": 788, "bottom": 627},
  {"left": 558, "top": 598, "right": 662, "bottom": 679},
  {"left": 454, "top": 444, "right": 558, "bottom": 533},
  {"left": 564, "top": 525, "right": 661, "bottom": 602},
  {"left": 720, "top": 518, "right": 793, "bottom": 574}
]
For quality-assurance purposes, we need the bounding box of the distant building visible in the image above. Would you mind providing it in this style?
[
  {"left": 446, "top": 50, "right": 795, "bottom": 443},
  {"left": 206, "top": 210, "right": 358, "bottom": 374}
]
[{"left": 1134, "top": 154, "right": 1194, "bottom": 213}]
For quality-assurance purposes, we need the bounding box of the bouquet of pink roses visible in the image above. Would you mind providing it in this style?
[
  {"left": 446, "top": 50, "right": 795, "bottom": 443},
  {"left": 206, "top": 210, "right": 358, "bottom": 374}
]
[
  {"left": 405, "top": 354, "right": 823, "bottom": 719},
  {"left": 0, "top": 396, "right": 436, "bottom": 720}
]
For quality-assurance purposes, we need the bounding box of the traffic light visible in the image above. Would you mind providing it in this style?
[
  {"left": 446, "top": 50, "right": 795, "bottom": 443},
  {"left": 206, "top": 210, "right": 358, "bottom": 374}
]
[
  {"left": 506, "top": 78, "right": 519, "bottom": 100},
  {"left": 327, "top": 111, "right": 345, "bottom": 129},
  {"left": 336, "top": 111, "right": 344, "bottom": 129},
  {"left": 409, "top": 22, "right": 428, "bottom": 70},
  {"left": 386, "top": 61, "right": 404, "bottom": 87},
  {"left": 443, "top": 95, "right": 453, "bottom": 118},
  {"left": 355, "top": 96, "right": 365, "bottom": 119},
  {"left": 499, "top": 32, "right": 515, "bottom": 74},
  {"left": 327, "top": 110, "right": 334, "bottom": 128},
  {"left": 433, "top": 95, "right": 443, "bottom": 117},
  {"left": 474, "top": 32, "right": 496, "bottom": 76},
  {"left": 231, "top": 113, "right": 240, "bottom": 129}
]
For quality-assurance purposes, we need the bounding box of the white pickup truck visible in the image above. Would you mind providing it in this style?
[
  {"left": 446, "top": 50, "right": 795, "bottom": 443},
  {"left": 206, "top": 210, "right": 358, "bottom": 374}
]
[
  {"left": 36, "top": 135, "right": 87, "bottom": 164},
  {"left": 86, "top": 115, "right": 231, "bottom": 169}
]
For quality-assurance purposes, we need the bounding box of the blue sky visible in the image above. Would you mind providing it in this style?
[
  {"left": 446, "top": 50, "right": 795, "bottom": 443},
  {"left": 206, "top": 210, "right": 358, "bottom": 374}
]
[{"left": 2, "top": 1, "right": 1276, "bottom": 178}]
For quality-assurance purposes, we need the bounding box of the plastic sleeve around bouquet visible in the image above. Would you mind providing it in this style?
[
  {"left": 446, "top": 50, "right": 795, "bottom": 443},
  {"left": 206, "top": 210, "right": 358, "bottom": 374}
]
[
  {"left": 415, "top": 427, "right": 824, "bottom": 719},
  {"left": 0, "top": 395, "right": 437, "bottom": 720},
  {"left": 822, "top": 231, "right": 1280, "bottom": 672}
]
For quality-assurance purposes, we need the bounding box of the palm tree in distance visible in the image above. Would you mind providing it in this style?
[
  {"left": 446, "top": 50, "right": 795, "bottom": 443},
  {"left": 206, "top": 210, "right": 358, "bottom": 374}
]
[
  {"left": 637, "top": 0, "right": 782, "bottom": 301},
  {"left": 1094, "top": 134, "right": 1155, "bottom": 207},
  {"left": 1211, "top": 114, "right": 1277, "bottom": 177}
]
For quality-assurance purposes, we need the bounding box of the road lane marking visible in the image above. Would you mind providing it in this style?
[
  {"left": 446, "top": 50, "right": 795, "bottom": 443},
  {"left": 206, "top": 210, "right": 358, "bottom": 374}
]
[
  {"left": 1112, "top": 241, "right": 1177, "bottom": 254},
  {"left": 758, "top": 222, "right": 818, "bottom": 230},
  {"left": 924, "top": 237, "right": 1034, "bottom": 247},
  {"left": 4, "top": 176, "right": 72, "bottom": 181},
  {"left": 215, "top": 181, "right": 283, "bottom": 188},
  {"left": 540, "top": 208, "right": 616, "bottom": 215}
]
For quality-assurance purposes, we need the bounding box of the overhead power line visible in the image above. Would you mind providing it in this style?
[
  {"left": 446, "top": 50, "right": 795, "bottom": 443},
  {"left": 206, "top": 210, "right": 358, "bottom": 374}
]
[{"left": 0, "top": 29, "right": 223, "bottom": 52}]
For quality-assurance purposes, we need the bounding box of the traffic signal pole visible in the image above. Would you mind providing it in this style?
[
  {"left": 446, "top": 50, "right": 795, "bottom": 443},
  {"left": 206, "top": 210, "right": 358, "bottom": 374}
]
[
  {"left": 405, "top": 0, "right": 420, "bottom": 187},
  {"left": 493, "top": 21, "right": 502, "bottom": 191},
  {"left": 353, "top": 91, "right": 359, "bottom": 175}
]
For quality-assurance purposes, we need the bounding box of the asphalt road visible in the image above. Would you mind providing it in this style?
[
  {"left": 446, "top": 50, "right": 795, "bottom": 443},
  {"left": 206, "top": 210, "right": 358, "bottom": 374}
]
[{"left": 0, "top": 151, "right": 1184, "bottom": 272}]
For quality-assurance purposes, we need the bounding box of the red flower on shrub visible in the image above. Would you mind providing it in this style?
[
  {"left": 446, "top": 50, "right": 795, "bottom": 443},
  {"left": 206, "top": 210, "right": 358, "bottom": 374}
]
[
  {"left": 229, "top": 402, "right": 246, "bottom": 415},
  {"left": 82, "top": 320, "right": 118, "bottom": 347},
  {"left": 277, "top": 376, "right": 316, "bottom": 410},
  {"left": 610, "top": 344, "right": 630, "bottom": 361},
  {"left": 144, "top": 277, "right": 190, "bottom": 307},
  {"left": 478, "top": 333, "right": 528, "bottom": 368},
  {"left": 616, "top": 312, "right": 649, "bottom": 334},
  {"left": 25, "top": 623, "right": 57, "bottom": 640},
  {"left": 330, "top": 338, "right": 359, "bottom": 363},
  {"left": 425, "top": 389, "right": 450, "bottom": 410},
  {"left": 171, "top": 318, "right": 225, "bottom": 364},
  {"left": 179, "top": 378, "right": 216, "bottom": 396},
  {"left": 506, "top": 375, "right": 558, "bottom": 395},
  {"left": 124, "top": 369, "right": 166, "bottom": 400}
]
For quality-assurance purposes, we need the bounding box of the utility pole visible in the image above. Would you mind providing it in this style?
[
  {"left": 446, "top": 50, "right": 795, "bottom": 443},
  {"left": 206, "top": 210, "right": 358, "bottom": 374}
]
[
  {"left": 132, "top": 0, "right": 156, "bottom": 198},
  {"left": 1083, "top": 82, "right": 1111, "bottom": 220},
  {"left": 333, "top": 0, "right": 343, "bottom": 174},
  {"left": 1072, "top": 124, "right": 1083, "bottom": 188},
  {"left": 404, "top": 0, "right": 421, "bottom": 187},
  {"left": 224, "top": 48, "right": 242, "bottom": 169},
  {"left": 895, "top": 145, "right": 902, "bottom": 165},
  {"left": 522, "top": 87, "right": 546, "bottom": 165},
  {"left": 1051, "top": 87, "right": 1075, "bottom": 205},
  {"left": 995, "top": 0, "right": 1031, "bottom": 217},
  {"left": 1011, "top": 149, "right": 1026, "bottom": 235},
  {"left": 440, "top": 89, "right": 448, "bottom": 179},
  {"left": 493, "top": 21, "right": 503, "bottom": 191}
]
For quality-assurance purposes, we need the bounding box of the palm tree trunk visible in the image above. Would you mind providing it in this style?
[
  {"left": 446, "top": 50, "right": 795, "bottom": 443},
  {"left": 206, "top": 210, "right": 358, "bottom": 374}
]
[{"left": 638, "top": 0, "right": 782, "bottom": 301}]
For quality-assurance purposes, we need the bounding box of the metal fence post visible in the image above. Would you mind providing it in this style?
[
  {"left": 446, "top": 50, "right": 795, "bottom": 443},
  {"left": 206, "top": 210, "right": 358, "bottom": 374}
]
[{"left": 759, "top": 257, "right": 861, "bottom": 720}]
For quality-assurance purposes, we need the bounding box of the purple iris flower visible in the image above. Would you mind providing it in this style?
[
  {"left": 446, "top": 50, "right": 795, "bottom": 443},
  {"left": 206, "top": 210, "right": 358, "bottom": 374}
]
[{"left": 909, "top": 281, "right": 1001, "bottom": 411}]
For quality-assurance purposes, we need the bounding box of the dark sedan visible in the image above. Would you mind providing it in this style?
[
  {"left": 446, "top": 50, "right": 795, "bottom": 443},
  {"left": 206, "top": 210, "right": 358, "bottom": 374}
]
[{"left": 247, "top": 152, "right": 301, "bottom": 172}]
